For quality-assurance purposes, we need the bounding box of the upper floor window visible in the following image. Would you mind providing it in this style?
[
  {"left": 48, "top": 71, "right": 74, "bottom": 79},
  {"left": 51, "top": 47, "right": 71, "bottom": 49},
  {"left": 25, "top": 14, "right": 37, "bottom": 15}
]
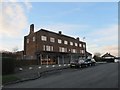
[
  {"left": 83, "top": 44, "right": 86, "bottom": 48},
  {"left": 64, "top": 40, "right": 68, "bottom": 45},
  {"left": 79, "top": 43, "right": 82, "bottom": 47},
  {"left": 75, "top": 43, "right": 78, "bottom": 47},
  {"left": 81, "top": 50, "right": 85, "bottom": 54},
  {"left": 59, "top": 47, "right": 67, "bottom": 52},
  {"left": 50, "top": 37, "right": 55, "bottom": 43},
  {"left": 41, "top": 36, "right": 47, "bottom": 41},
  {"left": 46, "top": 45, "right": 51, "bottom": 51},
  {"left": 58, "top": 39, "right": 62, "bottom": 44},
  {"left": 70, "top": 42, "right": 73, "bottom": 46},
  {"left": 43, "top": 45, "right": 45, "bottom": 51},
  {"left": 33, "top": 36, "right": 35, "bottom": 42},
  {"left": 44, "top": 45, "right": 54, "bottom": 51},
  {"left": 71, "top": 49, "right": 77, "bottom": 53},
  {"left": 27, "top": 39, "right": 29, "bottom": 43}
]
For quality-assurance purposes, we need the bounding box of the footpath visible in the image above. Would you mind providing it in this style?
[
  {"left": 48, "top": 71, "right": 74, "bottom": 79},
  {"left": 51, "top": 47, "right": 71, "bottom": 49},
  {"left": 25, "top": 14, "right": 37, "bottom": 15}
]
[{"left": 3, "top": 64, "right": 70, "bottom": 86}]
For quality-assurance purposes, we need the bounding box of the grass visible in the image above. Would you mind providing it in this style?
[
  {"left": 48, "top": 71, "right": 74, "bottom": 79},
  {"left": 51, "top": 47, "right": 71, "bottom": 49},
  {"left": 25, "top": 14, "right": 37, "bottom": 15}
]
[{"left": 2, "top": 75, "right": 20, "bottom": 84}]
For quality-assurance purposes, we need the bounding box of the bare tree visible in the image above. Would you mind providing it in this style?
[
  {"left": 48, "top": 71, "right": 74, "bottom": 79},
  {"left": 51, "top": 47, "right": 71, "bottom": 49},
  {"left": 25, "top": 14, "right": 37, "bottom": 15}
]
[
  {"left": 94, "top": 52, "right": 101, "bottom": 57},
  {"left": 12, "top": 46, "right": 18, "bottom": 53}
]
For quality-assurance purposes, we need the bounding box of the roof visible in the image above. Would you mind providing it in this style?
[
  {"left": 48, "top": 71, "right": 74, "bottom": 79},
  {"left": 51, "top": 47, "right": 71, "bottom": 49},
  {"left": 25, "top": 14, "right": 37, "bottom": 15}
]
[
  {"left": 36, "top": 29, "right": 85, "bottom": 44},
  {"left": 102, "top": 53, "right": 115, "bottom": 58},
  {"left": 86, "top": 52, "right": 92, "bottom": 56}
]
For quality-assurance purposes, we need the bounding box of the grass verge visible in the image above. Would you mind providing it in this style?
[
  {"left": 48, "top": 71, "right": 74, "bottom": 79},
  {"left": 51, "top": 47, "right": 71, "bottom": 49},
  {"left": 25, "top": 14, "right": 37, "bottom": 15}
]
[{"left": 2, "top": 75, "right": 20, "bottom": 84}]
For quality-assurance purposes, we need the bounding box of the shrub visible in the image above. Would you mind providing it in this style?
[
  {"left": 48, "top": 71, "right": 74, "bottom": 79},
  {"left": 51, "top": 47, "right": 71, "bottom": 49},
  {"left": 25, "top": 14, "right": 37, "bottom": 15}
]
[{"left": 2, "top": 56, "right": 16, "bottom": 75}]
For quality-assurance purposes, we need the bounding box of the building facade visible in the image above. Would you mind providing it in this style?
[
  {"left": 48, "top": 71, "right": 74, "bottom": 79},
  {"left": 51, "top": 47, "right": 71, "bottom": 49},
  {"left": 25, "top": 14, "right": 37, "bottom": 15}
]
[{"left": 24, "top": 24, "right": 87, "bottom": 64}]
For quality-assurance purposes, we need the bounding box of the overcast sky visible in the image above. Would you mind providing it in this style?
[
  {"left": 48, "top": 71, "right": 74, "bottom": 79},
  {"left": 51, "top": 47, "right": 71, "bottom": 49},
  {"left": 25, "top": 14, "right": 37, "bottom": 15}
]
[{"left": 0, "top": 0, "right": 118, "bottom": 56}]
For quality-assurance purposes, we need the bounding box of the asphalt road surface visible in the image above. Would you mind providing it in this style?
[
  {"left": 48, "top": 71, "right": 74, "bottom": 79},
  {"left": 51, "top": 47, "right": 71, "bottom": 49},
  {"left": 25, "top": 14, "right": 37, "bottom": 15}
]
[{"left": 4, "top": 63, "right": 118, "bottom": 88}]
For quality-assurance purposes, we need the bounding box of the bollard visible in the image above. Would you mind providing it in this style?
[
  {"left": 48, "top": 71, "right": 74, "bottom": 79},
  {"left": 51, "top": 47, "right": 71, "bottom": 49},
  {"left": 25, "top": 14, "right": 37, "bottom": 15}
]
[
  {"left": 19, "top": 68, "right": 23, "bottom": 71},
  {"left": 46, "top": 65, "right": 49, "bottom": 68},
  {"left": 52, "top": 65, "right": 55, "bottom": 67},
  {"left": 59, "top": 64, "right": 61, "bottom": 67},
  {"left": 38, "top": 66, "right": 41, "bottom": 69},
  {"left": 29, "top": 67, "right": 33, "bottom": 70}
]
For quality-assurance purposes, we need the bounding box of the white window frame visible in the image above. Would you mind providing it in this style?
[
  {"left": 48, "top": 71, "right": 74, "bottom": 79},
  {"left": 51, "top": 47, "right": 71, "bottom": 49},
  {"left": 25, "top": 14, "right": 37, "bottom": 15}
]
[
  {"left": 58, "top": 39, "right": 62, "bottom": 44},
  {"left": 46, "top": 45, "right": 50, "bottom": 51},
  {"left": 75, "top": 43, "right": 78, "bottom": 47},
  {"left": 70, "top": 42, "right": 73, "bottom": 46},
  {"left": 51, "top": 46, "right": 53, "bottom": 51},
  {"left": 79, "top": 43, "right": 82, "bottom": 47},
  {"left": 50, "top": 37, "right": 55, "bottom": 43},
  {"left": 81, "top": 50, "right": 85, "bottom": 54},
  {"left": 41, "top": 36, "right": 47, "bottom": 41},
  {"left": 59, "top": 47, "right": 67, "bottom": 52},
  {"left": 33, "top": 36, "right": 35, "bottom": 42},
  {"left": 43, "top": 45, "right": 46, "bottom": 51},
  {"left": 83, "top": 44, "right": 86, "bottom": 48},
  {"left": 64, "top": 40, "right": 68, "bottom": 45},
  {"left": 27, "top": 39, "right": 29, "bottom": 43},
  {"left": 71, "top": 49, "right": 77, "bottom": 53}
]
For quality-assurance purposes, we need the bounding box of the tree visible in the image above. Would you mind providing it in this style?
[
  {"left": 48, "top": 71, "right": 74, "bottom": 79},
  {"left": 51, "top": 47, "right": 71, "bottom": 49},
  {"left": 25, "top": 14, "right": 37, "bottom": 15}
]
[
  {"left": 12, "top": 46, "right": 18, "bottom": 53},
  {"left": 94, "top": 52, "right": 101, "bottom": 57},
  {"left": 93, "top": 52, "right": 102, "bottom": 62}
]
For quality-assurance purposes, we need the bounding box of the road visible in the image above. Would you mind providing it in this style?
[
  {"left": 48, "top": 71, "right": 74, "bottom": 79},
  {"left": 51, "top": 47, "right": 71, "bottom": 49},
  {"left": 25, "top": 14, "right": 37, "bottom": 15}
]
[{"left": 4, "top": 63, "right": 118, "bottom": 88}]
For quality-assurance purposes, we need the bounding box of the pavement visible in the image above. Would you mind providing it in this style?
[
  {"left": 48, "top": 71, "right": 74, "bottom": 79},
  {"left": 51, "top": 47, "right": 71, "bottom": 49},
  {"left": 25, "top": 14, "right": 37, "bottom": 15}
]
[
  {"left": 3, "top": 64, "right": 70, "bottom": 85},
  {"left": 3, "top": 63, "right": 118, "bottom": 88},
  {"left": 2, "top": 62, "right": 108, "bottom": 86}
]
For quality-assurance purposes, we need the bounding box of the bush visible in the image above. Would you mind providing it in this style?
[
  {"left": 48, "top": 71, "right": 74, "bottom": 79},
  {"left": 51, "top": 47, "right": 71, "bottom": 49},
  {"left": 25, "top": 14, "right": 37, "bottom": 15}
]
[{"left": 2, "top": 57, "right": 15, "bottom": 75}]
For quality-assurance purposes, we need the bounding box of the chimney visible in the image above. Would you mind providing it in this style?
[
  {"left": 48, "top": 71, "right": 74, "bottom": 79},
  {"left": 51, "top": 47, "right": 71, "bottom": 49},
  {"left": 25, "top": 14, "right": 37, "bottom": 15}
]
[
  {"left": 76, "top": 37, "right": 79, "bottom": 41},
  {"left": 30, "top": 24, "right": 34, "bottom": 34},
  {"left": 58, "top": 31, "right": 62, "bottom": 34}
]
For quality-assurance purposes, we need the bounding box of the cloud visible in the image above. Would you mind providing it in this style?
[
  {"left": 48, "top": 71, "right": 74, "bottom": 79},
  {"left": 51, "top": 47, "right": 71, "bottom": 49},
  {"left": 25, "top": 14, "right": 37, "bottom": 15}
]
[
  {"left": 0, "top": 1, "right": 32, "bottom": 37},
  {"left": 86, "top": 24, "right": 118, "bottom": 56},
  {"left": 0, "top": 1, "right": 32, "bottom": 51}
]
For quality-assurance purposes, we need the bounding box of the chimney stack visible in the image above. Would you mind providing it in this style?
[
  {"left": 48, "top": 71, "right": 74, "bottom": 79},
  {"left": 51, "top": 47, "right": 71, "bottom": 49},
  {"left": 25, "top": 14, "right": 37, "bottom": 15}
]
[
  {"left": 76, "top": 37, "right": 79, "bottom": 41},
  {"left": 30, "top": 24, "right": 34, "bottom": 34},
  {"left": 58, "top": 31, "right": 62, "bottom": 34}
]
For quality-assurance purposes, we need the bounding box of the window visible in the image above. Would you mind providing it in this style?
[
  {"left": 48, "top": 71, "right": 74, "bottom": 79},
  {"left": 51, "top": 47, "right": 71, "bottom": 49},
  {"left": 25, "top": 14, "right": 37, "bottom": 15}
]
[
  {"left": 41, "top": 36, "right": 47, "bottom": 41},
  {"left": 81, "top": 50, "right": 85, "bottom": 54},
  {"left": 75, "top": 43, "right": 78, "bottom": 46},
  {"left": 83, "top": 44, "right": 86, "bottom": 48},
  {"left": 51, "top": 46, "right": 53, "bottom": 51},
  {"left": 59, "top": 47, "right": 67, "bottom": 52},
  {"left": 50, "top": 37, "right": 55, "bottom": 43},
  {"left": 71, "top": 49, "right": 77, "bottom": 53},
  {"left": 64, "top": 40, "right": 68, "bottom": 45},
  {"left": 43, "top": 45, "right": 45, "bottom": 51},
  {"left": 44, "top": 45, "right": 54, "bottom": 51},
  {"left": 79, "top": 43, "right": 82, "bottom": 47},
  {"left": 33, "top": 36, "right": 35, "bottom": 42},
  {"left": 46, "top": 45, "right": 50, "bottom": 51},
  {"left": 27, "top": 39, "right": 29, "bottom": 43},
  {"left": 70, "top": 42, "right": 73, "bottom": 46},
  {"left": 58, "top": 39, "right": 62, "bottom": 44}
]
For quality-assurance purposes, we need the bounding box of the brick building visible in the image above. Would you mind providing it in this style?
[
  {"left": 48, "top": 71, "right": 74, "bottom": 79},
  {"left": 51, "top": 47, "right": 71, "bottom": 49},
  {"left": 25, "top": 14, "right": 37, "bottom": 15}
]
[{"left": 24, "top": 24, "right": 88, "bottom": 65}]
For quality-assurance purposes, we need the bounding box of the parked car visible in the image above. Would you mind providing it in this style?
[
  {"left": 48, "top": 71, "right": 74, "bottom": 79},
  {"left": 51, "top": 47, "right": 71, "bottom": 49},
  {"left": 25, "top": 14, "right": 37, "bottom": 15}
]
[
  {"left": 70, "top": 59, "right": 80, "bottom": 68},
  {"left": 85, "top": 58, "right": 96, "bottom": 66},
  {"left": 70, "top": 59, "right": 88, "bottom": 68}
]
